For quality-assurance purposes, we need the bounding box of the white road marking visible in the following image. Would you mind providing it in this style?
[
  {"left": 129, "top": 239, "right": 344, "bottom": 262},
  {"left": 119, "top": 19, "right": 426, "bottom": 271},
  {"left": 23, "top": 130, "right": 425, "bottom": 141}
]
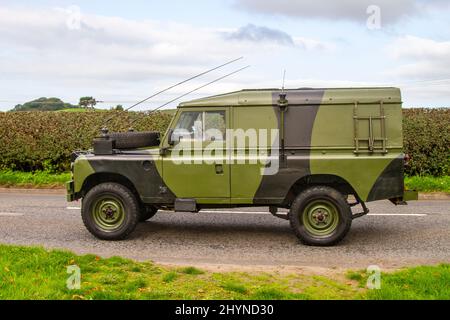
[
  {"left": 367, "top": 213, "right": 427, "bottom": 217},
  {"left": 67, "top": 207, "right": 81, "bottom": 210},
  {"left": 0, "top": 212, "right": 24, "bottom": 216},
  {"left": 200, "top": 210, "right": 277, "bottom": 215},
  {"left": 160, "top": 210, "right": 283, "bottom": 215},
  {"left": 162, "top": 210, "right": 428, "bottom": 217}
]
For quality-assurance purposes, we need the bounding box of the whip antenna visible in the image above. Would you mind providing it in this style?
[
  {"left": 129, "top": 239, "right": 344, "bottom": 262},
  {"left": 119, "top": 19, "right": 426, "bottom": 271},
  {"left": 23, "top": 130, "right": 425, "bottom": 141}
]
[
  {"left": 102, "top": 57, "right": 244, "bottom": 130},
  {"left": 129, "top": 65, "right": 250, "bottom": 129}
]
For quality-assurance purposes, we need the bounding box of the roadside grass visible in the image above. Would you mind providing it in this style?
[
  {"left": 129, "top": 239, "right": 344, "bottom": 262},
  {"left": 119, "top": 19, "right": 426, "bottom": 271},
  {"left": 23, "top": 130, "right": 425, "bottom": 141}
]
[
  {"left": 405, "top": 175, "right": 450, "bottom": 193},
  {"left": 179, "top": 266, "right": 204, "bottom": 275},
  {"left": 0, "top": 170, "right": 448, "bottom": 194},
  {"left": 346, "top": 264, "right": 450, "bottom": 300},
  {"left": 0, "top": 245, "right": 448, "bottom": 300},
  {"left": 0, "top": 245, "right": 363, "bottom": 300},
  {"left": 0, "top": 170, "right": 70, "bottom": 188}
]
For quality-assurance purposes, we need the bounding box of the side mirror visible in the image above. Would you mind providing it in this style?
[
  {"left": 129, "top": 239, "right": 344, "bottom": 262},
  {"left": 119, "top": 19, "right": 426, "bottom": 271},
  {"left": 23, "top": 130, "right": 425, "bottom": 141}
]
[{"left": 167, "top": 129, "right": 175, "bottom": 146}]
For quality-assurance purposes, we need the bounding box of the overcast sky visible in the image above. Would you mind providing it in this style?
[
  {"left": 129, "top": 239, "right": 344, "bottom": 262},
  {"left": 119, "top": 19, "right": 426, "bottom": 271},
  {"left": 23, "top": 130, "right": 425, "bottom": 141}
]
[{"left": 1, "top": 0, "right": 450, "bottom": 110}]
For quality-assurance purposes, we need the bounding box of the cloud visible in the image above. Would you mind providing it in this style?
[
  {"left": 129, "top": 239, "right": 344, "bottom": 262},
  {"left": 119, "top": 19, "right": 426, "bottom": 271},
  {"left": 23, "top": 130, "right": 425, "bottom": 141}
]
[
  {"left": 0, "top": 6, "right": 250, "bottom": 88},
  {"left": 0, "top": 6, "right": 334, "bottom": 80},
  {"left": 1, "top": 5, "right": 447, "bottom": 109},
  {"left": 0, "top": 6, "right": 332, "bottom": 110},
  {"left": 387, "top": 36, "right": 450, "bottom": 79},
  {"left": 234, "top": 0, "right": 450, "bottom": 24},
  {"left": 222, "top": 24, "right": 333, "bottom": 51},
  {"left": 0, "top": 7, "right": 328, "bottom": 83},
  {"left": 292, "top": 37, "right": 335, "bottom": 51},
  {"left": 224, "top": 24, "right": 294, "bottom": 46}
]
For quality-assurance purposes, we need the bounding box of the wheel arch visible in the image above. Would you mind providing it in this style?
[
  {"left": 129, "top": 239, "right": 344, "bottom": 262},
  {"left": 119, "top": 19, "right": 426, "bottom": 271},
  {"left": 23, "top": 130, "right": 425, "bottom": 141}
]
[
  {"left": 284, "top": 174, "right": 360, "bottom": 206},
  {"left": 80, "top": 172, "right": 142, "bottom": 205}
]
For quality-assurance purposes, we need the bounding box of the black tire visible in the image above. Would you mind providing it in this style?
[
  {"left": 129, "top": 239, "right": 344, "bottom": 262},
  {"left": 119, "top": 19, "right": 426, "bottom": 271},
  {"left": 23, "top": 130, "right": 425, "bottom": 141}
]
[
  {"left": 81, "top": 183, "right": 139, "bottom": 240},
  {"left": 289, "top": 186, "right": 352, "bottom": 246},
  {"left": 139, "top": 205, "right": 158, "bottom": 222},
  {"left": 109, "top": 131, "right": 160, "bottom": 149}
]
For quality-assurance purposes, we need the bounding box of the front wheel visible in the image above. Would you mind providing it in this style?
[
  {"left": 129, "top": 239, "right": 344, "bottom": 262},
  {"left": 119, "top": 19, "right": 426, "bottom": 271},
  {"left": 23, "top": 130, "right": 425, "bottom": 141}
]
[
  {"left": 289, "top": 186, "right": 352, "bottom": 246},
  {"left": 81, "top": 183, "right": 139, "bottom": 240}
]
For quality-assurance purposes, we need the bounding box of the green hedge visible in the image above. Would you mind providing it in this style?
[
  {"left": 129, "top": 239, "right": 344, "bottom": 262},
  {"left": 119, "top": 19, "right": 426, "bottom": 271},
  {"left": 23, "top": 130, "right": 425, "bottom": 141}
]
[
  {"left": 0, "top": 111, "right": 172, "bottom": 172},
  {"left": 0, "top": 108, "right": 448, "bottom": 176},
  {"left": 403, "top": 108, "right": 449, "bottom": 176}
]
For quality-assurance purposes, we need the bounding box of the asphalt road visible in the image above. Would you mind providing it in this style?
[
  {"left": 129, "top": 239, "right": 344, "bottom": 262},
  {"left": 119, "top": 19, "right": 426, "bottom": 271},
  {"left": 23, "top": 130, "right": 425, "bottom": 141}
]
[{"left": 0, "top": 191, "right": 449, "bottom": 270}]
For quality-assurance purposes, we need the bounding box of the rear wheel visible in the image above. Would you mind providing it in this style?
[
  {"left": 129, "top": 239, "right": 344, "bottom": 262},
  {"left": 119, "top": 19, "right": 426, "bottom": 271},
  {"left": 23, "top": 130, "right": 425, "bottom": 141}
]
[
  {"left": 289, "top": 186, "right": 352, "bottom": 246},
  {"left": 81, "top": 183, "right": 139, "bottom": 240}
]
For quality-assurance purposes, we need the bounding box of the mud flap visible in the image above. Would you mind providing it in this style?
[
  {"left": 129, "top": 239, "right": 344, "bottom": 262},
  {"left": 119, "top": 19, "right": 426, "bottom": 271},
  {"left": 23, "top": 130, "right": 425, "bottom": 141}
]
[
  {"left": 403, "top": 190, "right": 419, "bottom": 201},
  {"left": 389, "top": 190, "right": 418, "bottom": 205},
  {"left": 66, "top": 180, "right": 75, "bottom": 202}
]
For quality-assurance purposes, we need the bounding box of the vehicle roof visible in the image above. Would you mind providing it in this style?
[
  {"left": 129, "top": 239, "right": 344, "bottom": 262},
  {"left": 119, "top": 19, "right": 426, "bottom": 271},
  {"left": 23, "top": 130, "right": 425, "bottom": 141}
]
[{"left": 178, "top": 87, "right": 402, "bottom": 108}]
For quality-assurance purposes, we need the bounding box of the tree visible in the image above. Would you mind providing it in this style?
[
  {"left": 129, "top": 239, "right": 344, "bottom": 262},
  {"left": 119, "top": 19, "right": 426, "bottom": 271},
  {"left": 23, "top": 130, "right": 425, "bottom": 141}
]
[
  {"left": 11, "top": 97, "right": 76, "bottom": 112},
  {"left": 79, "top": 97, "right": 98, "bottom": 109},
  {"left": 115, "top": 105, "right": 124, "bottom": 111}
]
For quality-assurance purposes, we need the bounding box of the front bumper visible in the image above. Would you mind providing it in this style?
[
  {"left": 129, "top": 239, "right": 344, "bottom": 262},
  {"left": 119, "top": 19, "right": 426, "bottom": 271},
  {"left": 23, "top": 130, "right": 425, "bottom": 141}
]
[{"left": 66, "top": 180, "right": 75, "bottom": 202}]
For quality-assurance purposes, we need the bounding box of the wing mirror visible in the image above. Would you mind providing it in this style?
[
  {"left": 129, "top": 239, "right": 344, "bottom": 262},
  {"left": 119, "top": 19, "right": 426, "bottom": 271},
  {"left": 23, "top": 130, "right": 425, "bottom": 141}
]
[{"left": 167, "top": 129, "right": 175, "bottom": 146}]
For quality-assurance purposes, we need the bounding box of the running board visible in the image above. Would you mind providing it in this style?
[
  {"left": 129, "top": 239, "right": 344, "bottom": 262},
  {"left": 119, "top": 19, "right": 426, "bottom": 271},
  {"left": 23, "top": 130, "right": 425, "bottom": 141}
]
[
  {"left": 174, "top": 199, "right": 198, "bottom": 212},
  {"left": 270, "top": 206, "right": 289, "bottom": 220}
]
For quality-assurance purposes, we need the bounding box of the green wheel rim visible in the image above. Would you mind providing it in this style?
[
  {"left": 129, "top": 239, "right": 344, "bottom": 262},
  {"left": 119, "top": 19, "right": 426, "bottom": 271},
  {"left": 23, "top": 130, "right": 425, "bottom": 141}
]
[
  {"left": 91, "top": 196, "right": 126, "bottom": 232},
  {"left": 302, "top": 199, "right": 340, "bottom": 237}
]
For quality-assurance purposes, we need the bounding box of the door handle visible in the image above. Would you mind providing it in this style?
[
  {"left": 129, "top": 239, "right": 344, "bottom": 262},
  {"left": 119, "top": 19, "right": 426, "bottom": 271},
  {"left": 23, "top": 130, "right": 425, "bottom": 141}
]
[{"left": 215, "top": 164, "right": 224, "bottom": 175}]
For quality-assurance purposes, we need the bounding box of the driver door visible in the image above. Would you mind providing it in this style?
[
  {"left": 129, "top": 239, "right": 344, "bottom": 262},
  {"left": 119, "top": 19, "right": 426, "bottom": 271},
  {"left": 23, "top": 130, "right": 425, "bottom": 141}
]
[{"left": 162, "top": 108, "right": 230, "bottom": 203}]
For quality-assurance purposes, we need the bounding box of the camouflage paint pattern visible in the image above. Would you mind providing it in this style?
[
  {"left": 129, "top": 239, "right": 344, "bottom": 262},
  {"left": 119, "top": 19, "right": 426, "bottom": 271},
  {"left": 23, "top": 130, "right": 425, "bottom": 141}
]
[{"left": 68, "top": 87, "right": 408, "bottom": 206}]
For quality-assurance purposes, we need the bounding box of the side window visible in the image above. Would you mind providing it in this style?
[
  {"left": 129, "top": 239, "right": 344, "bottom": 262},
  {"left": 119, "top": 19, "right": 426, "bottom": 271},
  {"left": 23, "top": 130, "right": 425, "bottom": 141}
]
[
  {"left": 172, "top": 110, "right": 226, "bottom": 142},
  {"left": 205, "top": 111, "right": 226, "bottom": 142},
  {"left": 173, "top": 111, "right": 203, "bottom": 141}
]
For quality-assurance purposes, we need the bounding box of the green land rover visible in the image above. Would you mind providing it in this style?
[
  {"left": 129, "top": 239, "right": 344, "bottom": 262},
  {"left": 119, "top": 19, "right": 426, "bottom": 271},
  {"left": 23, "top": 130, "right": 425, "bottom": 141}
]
[{"left": 67, "top": 87, "right": 418, "bottom": 246}]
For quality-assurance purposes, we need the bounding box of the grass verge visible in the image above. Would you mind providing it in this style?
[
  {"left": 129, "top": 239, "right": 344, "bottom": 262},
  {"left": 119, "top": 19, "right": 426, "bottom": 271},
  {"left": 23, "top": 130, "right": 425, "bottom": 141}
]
[
  {"left": 405, "top": 175, "right": 450, "bottom": 193},
  {"left": 0, "top": 245, "right": 360, "bottom": 300},
  {"left": 0, "top": 170, "right": 70, "bottom": 188},
  {"left": 0, "top": 245, "right": 448, "bottom": 300},
  {"left": 346, "top": 264, "right": 450, "bottom": 300}
]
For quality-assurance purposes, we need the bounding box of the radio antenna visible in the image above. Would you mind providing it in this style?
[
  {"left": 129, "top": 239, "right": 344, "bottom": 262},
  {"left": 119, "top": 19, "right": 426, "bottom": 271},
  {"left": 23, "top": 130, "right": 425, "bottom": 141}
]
[
  {"left": 101, "top": 57, "right": 244, "bottom": 131},
  {"left": 281, "top": 69, "right": 286, "bottom": 93},
  {"left": 129, "top": 65, "right": 250, "bottom": 129}
]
